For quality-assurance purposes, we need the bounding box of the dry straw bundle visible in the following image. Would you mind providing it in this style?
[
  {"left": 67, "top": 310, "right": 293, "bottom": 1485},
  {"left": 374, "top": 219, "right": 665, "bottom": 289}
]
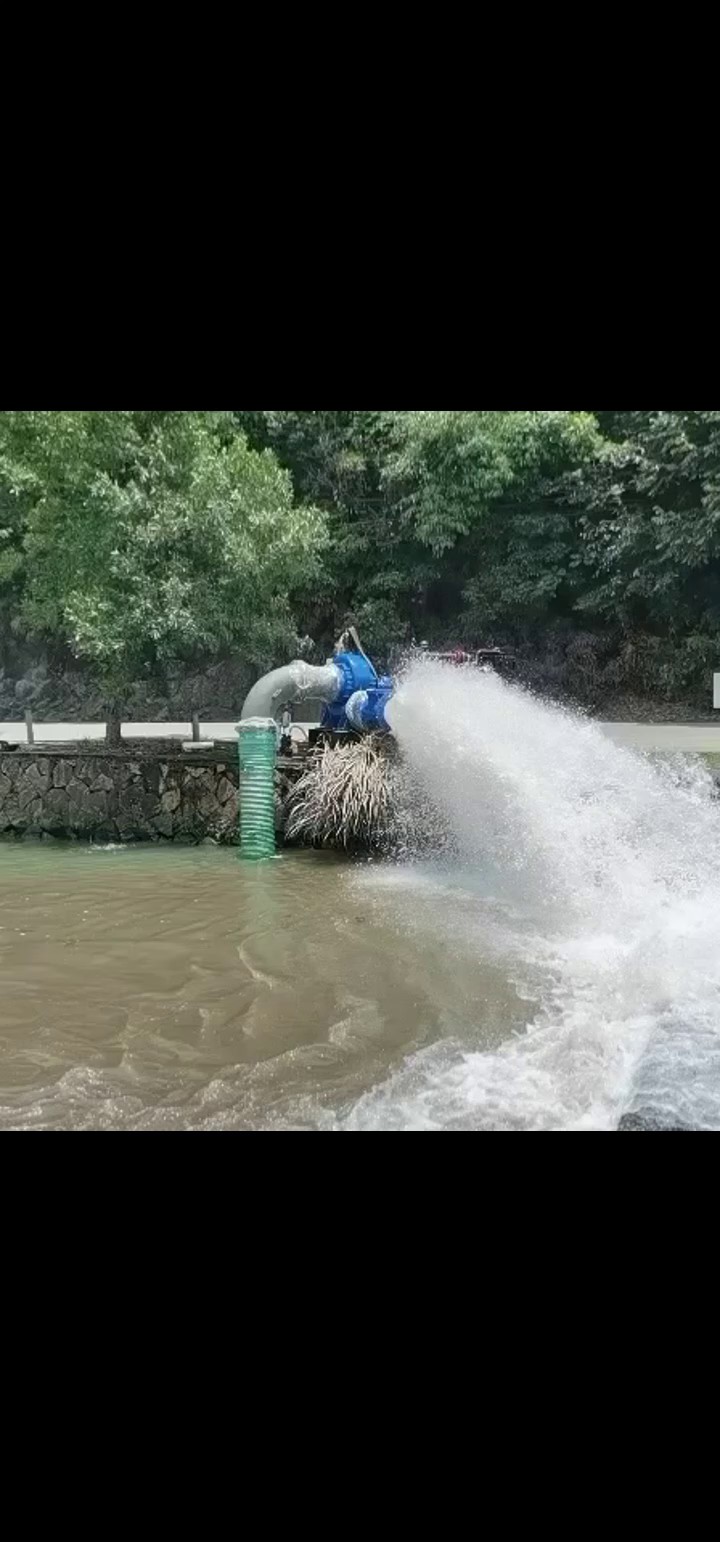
[{"left": 285, "top": 736, "right": 401, "bottom": 851}]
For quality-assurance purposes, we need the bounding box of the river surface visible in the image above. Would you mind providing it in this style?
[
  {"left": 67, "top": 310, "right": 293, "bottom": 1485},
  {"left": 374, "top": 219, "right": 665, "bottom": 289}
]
[
  {"left": 4, "top": 661, "right": 720, "bottom": 1131},
  {"left": 0, "top": 841, "right": 528, "bottom": 1130}
]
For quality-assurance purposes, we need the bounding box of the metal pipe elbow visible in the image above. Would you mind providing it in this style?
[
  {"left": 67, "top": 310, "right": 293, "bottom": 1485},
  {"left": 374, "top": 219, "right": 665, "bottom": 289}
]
[{"left": 240, "top": 660, "right": 341, "bottom": 723}]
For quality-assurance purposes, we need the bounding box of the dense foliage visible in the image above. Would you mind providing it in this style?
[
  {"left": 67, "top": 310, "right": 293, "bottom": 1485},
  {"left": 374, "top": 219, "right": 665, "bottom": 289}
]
[
  {"left": 3, "top": 409, "right": 720, "bottom": 718},
  {"left": 0, "top": 411, "right": 325, "bottom": 716}
]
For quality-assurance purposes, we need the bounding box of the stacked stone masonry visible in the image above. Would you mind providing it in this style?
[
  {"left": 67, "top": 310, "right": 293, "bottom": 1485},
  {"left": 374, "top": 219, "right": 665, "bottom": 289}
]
[{"left": 0, "top": 749, "right": 298, "bottom": 843}]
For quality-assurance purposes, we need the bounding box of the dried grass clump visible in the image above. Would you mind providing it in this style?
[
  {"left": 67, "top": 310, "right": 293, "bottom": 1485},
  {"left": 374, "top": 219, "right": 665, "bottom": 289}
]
[{"left": 285, "top": 736, "right": 401, "bottom": 850}]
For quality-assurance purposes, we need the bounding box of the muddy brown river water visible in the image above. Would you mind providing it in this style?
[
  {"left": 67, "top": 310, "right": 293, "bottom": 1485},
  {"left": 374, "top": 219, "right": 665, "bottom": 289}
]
[
  {"left": 0, "top": 842, "right": 523, "bottom": 1130},
  {"left": 6, "top": 663, "right": 720, "bottom": 1131}
]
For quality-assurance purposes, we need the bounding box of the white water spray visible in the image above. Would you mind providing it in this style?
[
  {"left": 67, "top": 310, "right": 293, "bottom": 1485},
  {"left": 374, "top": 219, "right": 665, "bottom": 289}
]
[{"left": 343, "top": 661, "right": 720, "bottom": 1130}]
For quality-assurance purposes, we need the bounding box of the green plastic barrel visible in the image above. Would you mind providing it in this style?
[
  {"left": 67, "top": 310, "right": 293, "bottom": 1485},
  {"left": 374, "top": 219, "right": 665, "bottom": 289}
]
[{"left": 236, "top": 719, "right": 277, "bottom": 860}]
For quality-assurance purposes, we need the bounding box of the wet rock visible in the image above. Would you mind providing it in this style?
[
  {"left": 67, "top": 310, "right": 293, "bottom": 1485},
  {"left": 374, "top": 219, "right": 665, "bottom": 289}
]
[
  {"left": 124, "top": 787, "right": 161, "bottom": 822},
  {"left": 617, "top": 1112, "right": 694, "bottom": 1131},
  {"left": 161, "top": 787, "right": 181, "bottom": 813},
  {"left": 44, "top": 788, "right": 70, "bottom": 820},
  {"left": 90, "top": 771, "right": 114, "bottom": 793},
  {"left": 66, "top": 782, "right": 107, "bottom": 829},
  {"left": 66, "top": 778, "right": 92, "bottom": 809},
  {"left": 105, "top": 788, "right": 120, "bottom": 819},
  {"left": 18, "top": 770, "right": 49, "bottom": 810},
  {"left": 143, "top": 761, "right": 162, "bottom": 795},
  {"left": 25, "top": 797, "right": 45, "bottom": 833},
  {"left": 53, "top": 760, "right": 72, "bottom": 788},
  {"left": 193, "top": 798, "right": 221, "bottom": 830},
  {"left": 20, "top": 762, "right": 51, "bottom": 798},
  {"left": 216, "top": 775, "right": 236, "bottom": 805},
  {"left": 0, "top": 802, "right": 18, "bottom": 831},
  {"left": 114, "top": 809, "right": 141, "bottom": 838},
  {"left": 114, "top": 800, "right": 157, "bottom": 838},
  {"left": 153, "top": 811, "right": 174, "bottom": 837},
  {"left": 222, "top": 793, "right": 239, "bottom": 828}
]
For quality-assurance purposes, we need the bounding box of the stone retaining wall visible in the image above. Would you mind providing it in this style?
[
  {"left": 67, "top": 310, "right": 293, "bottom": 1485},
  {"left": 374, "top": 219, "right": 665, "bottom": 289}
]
[{"left": 0, "top": 748, "right": 298, "bottom": 844}]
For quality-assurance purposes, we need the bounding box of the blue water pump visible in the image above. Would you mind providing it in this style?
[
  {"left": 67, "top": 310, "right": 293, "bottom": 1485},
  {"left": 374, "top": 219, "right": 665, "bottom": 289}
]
[
  {"left": 319, "top": 648, "right": 394, "bottom": 735},
  {"left": 345, "top": 678, "right": 394, "bottom": 734}
]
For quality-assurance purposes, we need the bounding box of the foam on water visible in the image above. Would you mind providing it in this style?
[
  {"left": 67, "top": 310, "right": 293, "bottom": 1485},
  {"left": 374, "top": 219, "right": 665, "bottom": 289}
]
[{"left": 341, "top": 661, "right": 720, "bottom": 1130}]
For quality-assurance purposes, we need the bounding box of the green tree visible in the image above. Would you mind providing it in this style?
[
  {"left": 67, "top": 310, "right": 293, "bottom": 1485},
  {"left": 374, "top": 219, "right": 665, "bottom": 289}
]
[
  {"left": 241, "top": 411, "right": 415, "bottom": 652},
  {"left": 0, "top": 411, "right": 326, "bottom": 740},
  {"left": 573, "top": 412, "right": 720, "bottom": 623},
  {"left": 241, "top": 411, "right": 606, "bottom": 658},
  {"left": 380, "top": 411, "right": 604, "bottom": 643},
  {"left": 0, "top": 441, "right": 36, "bottom": 638},
  {"left": 6, "top": 407, "right": 720, "bottom": 721},
  {"left": 566, "top": 411, "right": 720, "bottom": 698}
]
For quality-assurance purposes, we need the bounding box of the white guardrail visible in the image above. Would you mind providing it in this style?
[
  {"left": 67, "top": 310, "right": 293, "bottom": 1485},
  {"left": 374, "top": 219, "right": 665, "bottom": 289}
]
[
  {"left": 4, "top": 708, "right": 720, "bottom": 752},
  {"left": 0, "top": 720, "right": 318, "bottom": 745}
]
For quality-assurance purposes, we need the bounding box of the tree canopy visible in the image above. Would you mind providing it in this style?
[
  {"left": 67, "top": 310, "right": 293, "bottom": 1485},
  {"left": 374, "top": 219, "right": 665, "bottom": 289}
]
[
  {"left": 3, "top": 408, "right": 720, "bottom": 715},
  {"left": 0, "top": 411, "right": 326, "bottom": 698}
]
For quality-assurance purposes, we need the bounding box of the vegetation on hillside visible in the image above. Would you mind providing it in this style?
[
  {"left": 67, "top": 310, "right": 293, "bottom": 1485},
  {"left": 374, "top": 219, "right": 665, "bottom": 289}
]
[
  {"left": 0, "top": 412, "right": 325, "bottom": 734},
  {"left": 2, "top": 409, "right": 720, "bottom": 723}
]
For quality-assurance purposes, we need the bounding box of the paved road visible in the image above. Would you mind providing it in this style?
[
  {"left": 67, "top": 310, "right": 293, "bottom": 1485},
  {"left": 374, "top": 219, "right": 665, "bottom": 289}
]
[
  {"left": 600, "top": 723, "right": 720, "bottom": 752},
  {"left": 0, "top": 721, "right": 241, "bottom": 744},
  {"left": 3, "top": 720, "right": 720, "bottom": 752}
]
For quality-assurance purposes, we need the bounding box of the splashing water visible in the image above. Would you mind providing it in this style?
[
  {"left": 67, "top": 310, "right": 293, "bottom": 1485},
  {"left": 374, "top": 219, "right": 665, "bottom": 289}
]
[{"left": 341, "top": 661, "right": 720, "bottom": 1130}]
